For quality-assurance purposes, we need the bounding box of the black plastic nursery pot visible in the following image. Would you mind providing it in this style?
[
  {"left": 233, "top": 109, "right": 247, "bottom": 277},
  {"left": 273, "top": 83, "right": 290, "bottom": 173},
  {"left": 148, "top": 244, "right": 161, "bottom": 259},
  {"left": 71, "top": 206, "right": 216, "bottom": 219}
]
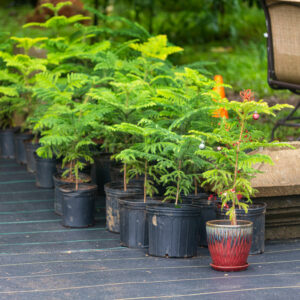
[
  {"left": 147, "top": 204, "right": 201, "bottom": 258},
  {"left": 191, "top": 196, "right": 216, "bottom": 247},
  {"left": 206, "top": 220, "right": 253, "bottom": 272},
  {"left": 34, "top": 152, "right": 56, "bottom": 189},
  {"left": 53, "top": 173, "right": 91, "bottom": 216},
  {"left": 14, "top": 133, "right": 33, "bottom": 164},
  {"left": 0, "top": 128, "right": 16, "bottom": 159},
  {"left": 104, "top": 182, "right": 143, "bottom": 233},
  {"left": 91, "top": 153, "right": 113, "bottom": 195},
  {"left": 215, "top": 202, "right": 267, "bottom": 254},
  {"left": 60, "top": 184, "right": 97, "bottom": 228},
  {"left": 119, "top": 197, "right": 162, "bottom": 249},
  {"left": 25, "top": 142, "right": 40, "bottom": 173}
]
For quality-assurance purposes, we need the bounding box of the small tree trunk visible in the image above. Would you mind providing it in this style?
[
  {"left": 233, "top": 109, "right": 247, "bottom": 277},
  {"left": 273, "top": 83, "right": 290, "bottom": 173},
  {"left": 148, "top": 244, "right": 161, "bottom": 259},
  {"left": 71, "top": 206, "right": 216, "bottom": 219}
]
[
  {"left": 194, "top": 177, "right": 198, "bottom": 196},
  {"left": 231, "top": 115, "right": 246, "bottom": 225},
  {"left": 124, "top": 163, "right": 127, "bottom": 192},
  {"left": 74, "top": 161, "right": 79, "bottom": 191},
  {"left": 231, "top": 208, "right": 237, "bottom": 225},
  {"left": 69, "top": 160, "right": 73, "bottom": 181},
  {"left": 144, "top": 161, "right": 148, "bottom": 203},
  {"left": 175, "top": 160, "right": 182, "bottom": 206}
]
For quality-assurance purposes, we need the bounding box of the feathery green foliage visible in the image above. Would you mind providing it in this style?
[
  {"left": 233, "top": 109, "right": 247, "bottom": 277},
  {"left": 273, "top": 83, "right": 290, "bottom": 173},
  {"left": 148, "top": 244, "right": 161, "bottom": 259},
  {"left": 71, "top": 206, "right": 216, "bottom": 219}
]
[
  {"left": 34, "top": 72, "right": 108, "bottom": 189},
  {"left": 190, "top": 90, "right": 294, "bottom": 223}
]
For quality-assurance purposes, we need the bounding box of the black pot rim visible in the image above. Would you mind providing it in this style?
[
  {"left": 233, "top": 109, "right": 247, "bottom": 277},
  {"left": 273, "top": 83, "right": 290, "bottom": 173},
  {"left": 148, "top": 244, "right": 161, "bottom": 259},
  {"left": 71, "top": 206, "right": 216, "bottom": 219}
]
[
  {"left": 15, "top": 133, "right": 34, "bottom": 140},
  {"left": 25, "top": 141, "right": 40, "bottom": 149},
  {"left": 0, "top": 128, "right": 15, "bottom": 134},
  {"left": 95, "top": 152, "right": 112, "bottom": 158},
  {"left": 207, "top": 219, "right": 253, "bottom": 228},
  {"left": 192, "top": 199, "right": 216, "bottom": 207},
  {"left": 59, "top": 183, "right": 97, "bottom": 194},
  {"left": 146, "top": 203, "right": 201, "bottom": 216},
  {"left": 119, "top": 197, "right": 162, "bottom": 209},
  {"left": 34, "top": 151, "right": 56, "bottom": 162},
  {"left": 181, "top": 192, "right": 209, "bottom": 200},
  {"left": 215, "top": 202, "right": 267, "bottom": 216},
  {"left": 104, "top": 181, "right": 143, "bottom": 196}
]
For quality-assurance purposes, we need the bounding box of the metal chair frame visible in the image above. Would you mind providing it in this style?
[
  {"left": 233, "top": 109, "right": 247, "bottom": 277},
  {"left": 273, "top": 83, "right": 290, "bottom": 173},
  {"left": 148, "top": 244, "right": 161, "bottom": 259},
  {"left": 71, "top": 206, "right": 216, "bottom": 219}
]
[{"left": 261, "top": 0, "right": 300, "bottom": 140}]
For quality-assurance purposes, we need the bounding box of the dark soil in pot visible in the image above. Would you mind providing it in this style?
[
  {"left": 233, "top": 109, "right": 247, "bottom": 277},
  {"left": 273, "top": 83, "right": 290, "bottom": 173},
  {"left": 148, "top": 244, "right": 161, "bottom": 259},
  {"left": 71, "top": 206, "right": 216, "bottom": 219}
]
[
  {"left": 0, "top": 128, "right": 16, "bottom": 159},
  {"left": 25, "top": 141, "right": 40, "bottom": 173},
  {"left": 15, "top": 133, "right": 33, "bottom": 164},
  {"left": 60, "top": 183, "right": 97, "bottom": 228},
  {"left": 34, "top": 152, "right": 56, "bottom": 188},
  {"left": 119, "top": 197, "right": 162, "bottom": 248},
  {"left": 147, "top": 203, "right": 201, "bottom": 258},
  {"left": 206, "top": 220, "right": 253, "bottom": 271},
  {"left": 104, "top": 182, "right": 143, "bottom": 233},
  {"left": 53, "top": 173, "right": 91, "bottom": 216},
  {"left": 215, "top": 202, "right": 267, "bottom": 254}
]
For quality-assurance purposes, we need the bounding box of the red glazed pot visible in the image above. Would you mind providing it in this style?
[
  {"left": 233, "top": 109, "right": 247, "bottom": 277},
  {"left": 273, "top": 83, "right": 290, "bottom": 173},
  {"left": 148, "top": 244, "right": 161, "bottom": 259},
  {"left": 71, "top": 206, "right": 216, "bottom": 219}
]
[{"left": 206, "top": 220, "right": 253, "bottom": 272}]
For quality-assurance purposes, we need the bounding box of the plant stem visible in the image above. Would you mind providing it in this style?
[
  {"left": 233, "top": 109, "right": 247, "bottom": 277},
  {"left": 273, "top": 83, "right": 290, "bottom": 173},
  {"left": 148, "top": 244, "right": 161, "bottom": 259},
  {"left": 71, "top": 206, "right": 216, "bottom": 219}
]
[
  {"left": 124, "top": 163, "right": 127, "bottom": 192},
  {"left": 231, "top": 114, "right": 246, "bottom": 225},
  {"left": 144, "top": 160, "right": 147, "bottom": 203},
  {"left": 75, "top": 162, "right": 79, "bottom": 191},
  {"left": 194, "top": 177, "right": 197, "bottom": 196},
  {"left": 69, "top": 160, "right": 73, "bottom": 181},
  {"left": 175, "top": 160, "right": 182, "bottom": 206}
]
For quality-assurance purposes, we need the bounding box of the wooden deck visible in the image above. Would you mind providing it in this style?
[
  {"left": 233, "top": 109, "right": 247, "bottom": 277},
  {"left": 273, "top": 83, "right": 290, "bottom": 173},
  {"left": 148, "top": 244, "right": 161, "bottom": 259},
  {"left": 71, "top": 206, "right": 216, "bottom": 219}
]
[{"left": 1, "top": 158, "right": 300, "bottom": 300}]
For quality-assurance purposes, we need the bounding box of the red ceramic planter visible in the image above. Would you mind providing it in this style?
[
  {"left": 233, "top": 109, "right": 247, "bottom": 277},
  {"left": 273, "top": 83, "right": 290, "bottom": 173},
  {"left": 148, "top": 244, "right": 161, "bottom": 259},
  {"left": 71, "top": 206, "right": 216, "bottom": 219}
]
[{"left": 206, "top": 220, "right": 253, "bottom": 272}]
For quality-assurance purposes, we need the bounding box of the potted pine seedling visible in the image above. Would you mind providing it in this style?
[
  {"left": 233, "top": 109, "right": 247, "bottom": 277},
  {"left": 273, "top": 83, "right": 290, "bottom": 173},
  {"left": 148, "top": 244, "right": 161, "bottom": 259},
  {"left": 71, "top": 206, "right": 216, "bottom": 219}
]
[
  {"left": 152, "top": 67, "right": 222, "bottom": 247},
  {"left": 0, "top": 37, "right": 47, "bottom": 164},
  {"left": 35, "top": 74, "right": 101, "bottom": 224},
  {"left": 0, "top": 69, "right": 20, "bottom": 158},
  {"left": 191, "top": 89, "right": 293, "bottom": 270},
  {"left": 146, "top": 128, "right": 202, "bottom": 258},
  {"left": 114, "top": 121, "right": 163, "bottom": 248},
  {"left": 89, "top": 75, "right": 152, "bottom": 233},
  {"left": 37, "top": 100, "right": 97, "bottom": 227}
]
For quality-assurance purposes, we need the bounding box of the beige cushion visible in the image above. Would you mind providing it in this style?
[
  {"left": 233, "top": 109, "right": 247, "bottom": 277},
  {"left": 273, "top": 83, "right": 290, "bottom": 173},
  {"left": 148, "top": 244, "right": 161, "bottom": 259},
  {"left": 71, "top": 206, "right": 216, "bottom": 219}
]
[{"left": 267, "top": 1, "right": 300, "bottom": 84}]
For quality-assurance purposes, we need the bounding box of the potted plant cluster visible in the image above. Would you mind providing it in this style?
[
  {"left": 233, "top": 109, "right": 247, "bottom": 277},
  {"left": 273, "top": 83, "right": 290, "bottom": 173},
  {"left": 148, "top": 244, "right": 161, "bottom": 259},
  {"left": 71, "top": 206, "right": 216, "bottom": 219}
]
[{"left": 0, "top": 1, "right": 294, "bottom": 267}]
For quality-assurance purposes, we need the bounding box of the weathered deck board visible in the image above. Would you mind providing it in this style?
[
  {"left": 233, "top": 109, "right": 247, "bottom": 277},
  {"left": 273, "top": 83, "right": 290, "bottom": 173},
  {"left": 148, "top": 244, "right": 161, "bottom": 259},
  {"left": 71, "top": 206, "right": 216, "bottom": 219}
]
[{"left": 1, "top": 158, "right": 300, "bottom": 300}]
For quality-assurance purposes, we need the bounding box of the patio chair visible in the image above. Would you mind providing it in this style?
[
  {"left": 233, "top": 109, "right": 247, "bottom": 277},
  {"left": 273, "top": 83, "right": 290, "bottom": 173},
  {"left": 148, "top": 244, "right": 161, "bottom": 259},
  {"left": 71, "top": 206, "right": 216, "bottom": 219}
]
[{"left": 261, "top": 0, "right": 300, "bottom": 140}]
